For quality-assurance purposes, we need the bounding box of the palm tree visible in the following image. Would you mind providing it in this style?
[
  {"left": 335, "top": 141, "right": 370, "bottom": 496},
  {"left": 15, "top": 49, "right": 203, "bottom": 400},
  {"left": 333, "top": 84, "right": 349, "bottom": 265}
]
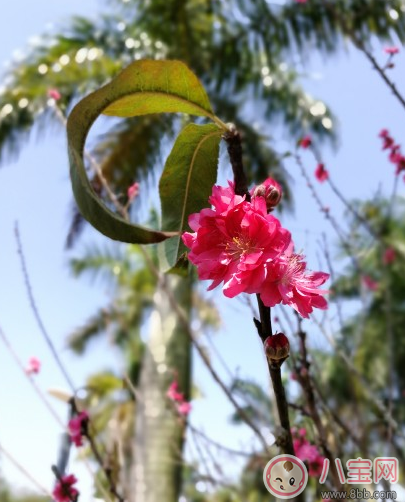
[{"left": 68, "top": 242, "right": 219, "bottom": 499}]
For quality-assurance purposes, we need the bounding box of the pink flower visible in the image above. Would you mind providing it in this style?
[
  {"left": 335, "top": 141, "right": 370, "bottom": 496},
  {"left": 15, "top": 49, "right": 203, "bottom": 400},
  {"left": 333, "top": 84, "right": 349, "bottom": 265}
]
[
  {"left": 379, "top": 130, "right": 405, "bottom": 176},
  {"left": 259, "top": 244, "right": 329, "bottom": 318},
  {"left": 52, "top": 474, "right": 79, "bottom": 502},
  {"left": 68, "top": 411, "right": 89, "bottom": 447},
  {"left": 251, "top": 177, "right": 283, "bottom": 211},
  {"left": 48, "top": 88, "right": 61, "bottom": 101},
  {"left": 383, "top": 247, "right": 396, "bottom": 265},
  {"left": 315, "top": 163, "right": 329, "bottom": 182},
  {"left": 25, "top": 357, "right": 41, "bottom": 375},
  {"left": 177, "top": 401, "right": 192, "bottom": 416},
  {"left": 389, "top": 145, "right": 401, "bottom": 163},
  {"left": 294, "top": 0, "right": 308, "bottom": 3},
  {"left": 183, "top": 182, "right": 328, "bottom": 317},
  {"left": 182, "top": 182, "right": 291, "bottom": 299},
  {"left": 299, "top": 135, "right": 312, "bottom": 148},
  {"left": 167, "top": 380, "right": 184, "bottom": 402},
  {"left": 396, "top": 156, "right": 405, "bottom": 174},
  {"left": 384, "top": 46, "right": 399, "bottom": 55},
  {"left": 127, "top": 182, "right": 140, "bottom": 200},
  {"left": 293, "top": 433, "right": 325, "bottom": 478},
  {"left": 362, "top": 275, "right": 378, "bottom": 291}
]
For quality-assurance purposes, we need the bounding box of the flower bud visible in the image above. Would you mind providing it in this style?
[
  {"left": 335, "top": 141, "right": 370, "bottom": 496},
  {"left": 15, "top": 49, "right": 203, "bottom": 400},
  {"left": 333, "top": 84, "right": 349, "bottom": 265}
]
[
  {"left": 264, "top": 333, "right": 290, "bottom": 361},
  {"left": 252, "top": 177, "right": 282, "bottom": 211},
  {"left": 299, "top": 134, "right": 312, "bottom": 149}
]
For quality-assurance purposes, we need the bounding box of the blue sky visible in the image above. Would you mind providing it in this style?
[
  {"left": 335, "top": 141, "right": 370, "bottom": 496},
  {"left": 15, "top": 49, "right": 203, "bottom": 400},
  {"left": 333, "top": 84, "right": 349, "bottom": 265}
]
[{"left": 0, "top": 0, "right": 404, "bottom": 500}]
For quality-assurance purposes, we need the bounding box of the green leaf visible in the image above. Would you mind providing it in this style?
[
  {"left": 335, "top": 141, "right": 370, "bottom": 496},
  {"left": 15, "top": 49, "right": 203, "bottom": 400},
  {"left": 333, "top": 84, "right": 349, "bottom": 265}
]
[
  {"left": 67, "top": 60, "right": 220, "bottom": 244},
  {"left": 103, "top": 60, "right": 215, "bottom": 119},
  {"left": 159, "top": 123, "right": 222, "bottom": 268}
]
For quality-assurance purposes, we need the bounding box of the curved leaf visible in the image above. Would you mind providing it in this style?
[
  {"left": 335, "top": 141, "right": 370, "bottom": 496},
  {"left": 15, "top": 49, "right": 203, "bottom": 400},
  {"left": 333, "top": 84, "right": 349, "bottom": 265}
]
[
  {"left": 103, "top": 60, "right": 215, "bottom": 119},
  {"left": 67, "top": 60, "right": 218, "bottom": 244},
  {"left": 159, "top": 123, "right": 222, "bottom": 268}
]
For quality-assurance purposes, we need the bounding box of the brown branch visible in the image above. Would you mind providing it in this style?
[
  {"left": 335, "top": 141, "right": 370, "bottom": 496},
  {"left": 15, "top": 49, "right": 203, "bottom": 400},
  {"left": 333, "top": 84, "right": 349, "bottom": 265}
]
[
  {"left": 15, "top": 223, "right": 76, "bottom": 392},
  {"left": 295, "top": 321, "right": 345, "bottom": 496},
  {"left": 223, "top": 125, "right": 250, "bottom": 200},
  {"left": 224, "top": 124, "right": 298, "bottom": 468},
  {"left": 356, "top": 42, "right": 405, "bottom": 112}
]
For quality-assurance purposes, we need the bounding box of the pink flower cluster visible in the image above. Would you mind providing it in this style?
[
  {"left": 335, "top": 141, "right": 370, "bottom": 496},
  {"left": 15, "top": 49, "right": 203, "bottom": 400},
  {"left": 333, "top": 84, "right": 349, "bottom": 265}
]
[
  {"left": 182, "top": 180, "right": 329, "bottom": 318},
  {"left": 167, "top": 380, "right": 192, "bottom": 416},
  {"left": 293, "top": 428, "right": 325, "bottom": 477},
  {"left": 379, "top": 129, "right": 405, "bottom": 176},
  {"left": 68, "top": 411, "right": 89, "bottom": 447},
  {"left": 52, "top": 474, "right": 79, "bottom": 502}
]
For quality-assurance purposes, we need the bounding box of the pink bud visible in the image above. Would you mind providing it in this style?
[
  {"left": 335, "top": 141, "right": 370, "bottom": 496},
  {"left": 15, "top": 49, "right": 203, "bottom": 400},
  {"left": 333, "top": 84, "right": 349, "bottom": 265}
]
[
  {"left": 299, "top": 135, "right": 312, "bottom": 149},
  {"left": 127, "top": 182, "right": 140, "bottom": 200},
  {"left": 264, "top": 333, "right": 290, "bottom": 361},
  {"left": 315, "top": 163, "right": 329, "bottom": 182},
  {"left": 25, "top": 357, "right": 41, "bottom": 375},
  {"left": 47, "top": 88, "right": 61, "bottom": 101},
  {"left": 252, "top": 177, "right": 282, "bottom": 211},
  {"left": 384, "top": 46, "right": 399, "bottom": 55},
  {"left": 177, "top": 401, "right": 192, "bottom": 416},
  {"left": 362, "top": 275, "right": 378, "bottom": 291},
  {"left": 167, "top": 380, "right": 184, "bottom": 402},
  {"left": 383, "top": 247, "right": 395, "bottom": 265},
  {"left": 298, "top": 427, "right": 307, "bottom": 437}
]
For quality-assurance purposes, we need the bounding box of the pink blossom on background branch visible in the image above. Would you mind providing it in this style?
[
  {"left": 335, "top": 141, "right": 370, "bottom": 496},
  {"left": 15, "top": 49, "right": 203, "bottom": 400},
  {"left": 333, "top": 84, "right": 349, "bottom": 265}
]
[
  {"left": 68, "top": 411, "right": 89, "bottom": 447},
  {"left": 48, "top": 88, "right": 62, "bottom": 101},
  {"left": 315, "top": 163, "right": 329, "bottom": 182},
  {"left": 25, "top": 356, "right": 41, "bottom": 375},
  {"left": 299, "top": 134, "right": 312, "bottom": 149},
  {"left": 167, "top": 379, "right": 192, "bottom": 416},
  {"left": 384, "top": 46, "right": 400, "bottom": 55},
  {"left": 379, "top": 129, "right": 405, "bottom": 178},
  {"left": 292, "top": 428, "right": 325, "bottom": 477},
  {"left": 127, "top": 181, "right": 140, "bottom": 200},
  {"left": 52, "top": 474, "right": 79, "bottom": 502}
]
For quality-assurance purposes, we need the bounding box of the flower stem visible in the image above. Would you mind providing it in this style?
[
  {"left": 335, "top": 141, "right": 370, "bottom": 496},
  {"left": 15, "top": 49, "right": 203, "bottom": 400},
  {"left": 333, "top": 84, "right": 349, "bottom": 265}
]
[{"left": 256, "top": 296, "right": 295, "bottom": 456}]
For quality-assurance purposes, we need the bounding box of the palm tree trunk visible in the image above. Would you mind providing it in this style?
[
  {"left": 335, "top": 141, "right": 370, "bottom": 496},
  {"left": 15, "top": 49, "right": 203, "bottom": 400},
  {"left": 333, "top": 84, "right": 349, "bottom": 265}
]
[{"left": 129, "top": 274, "right": 192, "bottom": 502}]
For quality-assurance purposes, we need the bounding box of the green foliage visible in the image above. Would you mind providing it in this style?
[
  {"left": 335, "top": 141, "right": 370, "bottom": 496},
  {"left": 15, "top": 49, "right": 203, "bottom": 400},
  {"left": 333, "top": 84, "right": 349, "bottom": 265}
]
[
  {"left": 159, "top": 123, "right": 222, "bottom": 268},
  {"left": 0, "top": 485, "right": 47, "bottom": 502},
  {"left": 67, "top": 59, "right": 226, "bottom": 245}
]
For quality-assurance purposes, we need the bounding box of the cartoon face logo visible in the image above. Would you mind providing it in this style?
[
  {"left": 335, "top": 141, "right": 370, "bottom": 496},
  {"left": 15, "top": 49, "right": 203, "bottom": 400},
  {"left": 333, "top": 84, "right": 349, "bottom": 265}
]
[{"left": 263, "top": 454, "right": 308, "bottom": 499}]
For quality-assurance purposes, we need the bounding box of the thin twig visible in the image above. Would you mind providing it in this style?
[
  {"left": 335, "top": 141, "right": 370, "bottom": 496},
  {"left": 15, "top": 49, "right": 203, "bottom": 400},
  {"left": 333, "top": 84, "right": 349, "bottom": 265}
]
[
  {"left": 295, "top": 318, "right": 345, "bottom": 494},
  {"left": 294, "top": 154, "right": 360, "bottom": 273},
  {"left": 14, "top": 223, "right": 76, "bottom": 392},
  {"left": 0, "top": 441, "right": 53, "bottom": 497},
  {"left": 0, "top": 324, "right": 65, "bottom": 427},
  {"left": 356, "top": 42, "right": 405, "bottom": 112}
]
